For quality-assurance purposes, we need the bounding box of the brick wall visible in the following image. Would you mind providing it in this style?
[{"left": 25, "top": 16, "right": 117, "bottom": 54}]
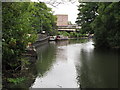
[{"left": 56, "top": 14, "right": 68, "bottom": 26}]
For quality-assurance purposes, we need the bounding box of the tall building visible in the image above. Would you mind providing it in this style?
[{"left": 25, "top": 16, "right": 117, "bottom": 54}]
[{"left": 56, "top": 14, "right": 68, "bottom": 26}]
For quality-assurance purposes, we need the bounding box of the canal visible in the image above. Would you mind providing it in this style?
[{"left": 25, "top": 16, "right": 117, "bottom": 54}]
[
  {"left": 5, "top": 39, "right": 118, "bottom": 89},
  {"left": 29, "top": 39, "right": 118, "bottom": 88}
]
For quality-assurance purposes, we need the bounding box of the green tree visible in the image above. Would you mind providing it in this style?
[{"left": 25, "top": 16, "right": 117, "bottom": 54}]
[
  {"left": 76, "top": 2, "right": 98, "bottom": 34},
  {"left": 2, "top": 2, "right": 37, "bottom": 70},
  {"left": 92, "top": 2, "right": 120, "bottom": 48},
  {"left": 2, "top": 2, "right": 57, "bottom": 70},
  {"left": 29, "top": 2, "right": 57, "bottom": 34},
  {"left": 76, "top": 2, "right": 120, "bottom": 49}
]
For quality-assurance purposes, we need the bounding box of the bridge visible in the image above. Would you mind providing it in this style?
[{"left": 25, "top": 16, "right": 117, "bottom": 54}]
[
  {"left": 57, "top": 25, "right": 80, "bottom": 32},
  {"left": 58, "top": 28, "right": 76, "bottom": 32}
]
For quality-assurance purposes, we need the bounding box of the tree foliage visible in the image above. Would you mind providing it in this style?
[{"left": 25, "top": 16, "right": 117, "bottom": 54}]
[
  {"left": 2, "top": 2, "right": 57, "bottom": 70},
  {"left": 29, "top": 2, "right": 57, "bottom": 34},
  {"left": 76, "top": 2, "right": 120, "bottom": 48},
  {"left": 2, "top": 2, "right": 35, "bottom": 70},
  {"left": 37, "top": 0, "right": 77, "bottom": 7},
  {"left": 76, "top": 2, "right": 98, "bottom": 34},
  {"left": 93, "top": 2, "right": 120, "bottom": 48}
]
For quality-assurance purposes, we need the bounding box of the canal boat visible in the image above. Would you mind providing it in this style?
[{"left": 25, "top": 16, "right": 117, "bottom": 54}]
[
  {"left": 56, "top": 35, "right": 69, "bottom": 40},
  {"left": 49, "top": 36, "right": 57, "bottom": 41}
]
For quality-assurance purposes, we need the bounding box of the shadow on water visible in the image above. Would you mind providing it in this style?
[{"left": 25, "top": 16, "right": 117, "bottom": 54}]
[
  {"left": 76, "top": 45, "right": 118, "bottom": 88},
  {"left": 2, "top": 43, "right": 57, "bottom": 89},
  {"left": 34, "top": 43, "right": 57, "bottom": 77}
]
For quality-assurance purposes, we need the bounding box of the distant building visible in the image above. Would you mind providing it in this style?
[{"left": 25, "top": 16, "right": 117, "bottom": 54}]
[
  {"left": 56, "top": 14, "right": 68, "bottom": 26},
  {"left": 56, "top": 14, "right": 80, "bottom": 32}
]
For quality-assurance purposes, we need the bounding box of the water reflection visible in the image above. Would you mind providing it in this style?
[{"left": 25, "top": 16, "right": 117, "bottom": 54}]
[
  {"left": 76, "top": 42, "right": 118, "bottom": 88},
  {"left": 35, "top": 43, "right": 57, "bottom": 77},
  {"left": 4, "top": 39, "right": 118, "bottom": 89},
  {"left": 31, "top": 40, "right": 83, "bottom": 88},
  {"left": 31, "top": 39, "right": 118, "bottom": 88}
]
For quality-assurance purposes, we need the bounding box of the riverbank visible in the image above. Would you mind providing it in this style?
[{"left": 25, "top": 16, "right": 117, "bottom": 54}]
[
  {"left": 49, "top": 35, "right": 93, "bottom": 41},
  {"left": 2, "top": 34, "right": 49, "bottom": 89}
]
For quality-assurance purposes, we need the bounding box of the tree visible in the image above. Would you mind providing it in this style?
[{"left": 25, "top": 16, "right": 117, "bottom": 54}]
[
  {"left": 76, "top": 2, "right": 120, "bottom": 49},
  {"left": 92, "top": 2, "right": 120, "bottom": 48},
  {"left": 76, "top": 2, "right": 98, "bottom": 34},
  {"left": 2, "top": 2, "right": 37, "bottom": 70},
  {"left": 36, "top": 0, "right": 77, "bottom": 7},
  {"left": 2, "top": 2, "right": 57, "bottom": 70},
  {"left": 29, "top": 2, "right": 57, "bottom": 34}
]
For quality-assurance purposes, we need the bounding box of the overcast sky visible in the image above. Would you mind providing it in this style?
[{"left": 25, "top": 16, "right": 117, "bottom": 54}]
[
  {"left": 31, "top": 0, "right": 79, "bottom": 24},
  {"left": 47, "top": 2, "right": 79, "bottom": 24}
]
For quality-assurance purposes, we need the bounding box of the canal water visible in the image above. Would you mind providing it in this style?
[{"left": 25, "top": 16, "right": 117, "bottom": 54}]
[{"left": 28, "top": 39, "right": 118, "bottom": 88}]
